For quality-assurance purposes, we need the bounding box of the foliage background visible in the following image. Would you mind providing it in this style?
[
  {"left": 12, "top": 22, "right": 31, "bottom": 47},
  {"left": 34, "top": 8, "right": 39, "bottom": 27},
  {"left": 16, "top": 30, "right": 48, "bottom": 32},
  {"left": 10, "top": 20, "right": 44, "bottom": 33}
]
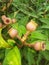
[{"left": 0, "top": 0, "right": 49, "bottom": 65}]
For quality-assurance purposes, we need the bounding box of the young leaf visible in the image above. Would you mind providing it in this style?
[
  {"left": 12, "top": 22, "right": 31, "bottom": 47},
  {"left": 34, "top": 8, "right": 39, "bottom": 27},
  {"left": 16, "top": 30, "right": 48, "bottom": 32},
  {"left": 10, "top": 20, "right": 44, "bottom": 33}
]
[
  {"left": 0, "top": 29, "right": 10, "bottom": 48},
  {"left": 3, "top": 46, "right": 21, "bottom": 65}
]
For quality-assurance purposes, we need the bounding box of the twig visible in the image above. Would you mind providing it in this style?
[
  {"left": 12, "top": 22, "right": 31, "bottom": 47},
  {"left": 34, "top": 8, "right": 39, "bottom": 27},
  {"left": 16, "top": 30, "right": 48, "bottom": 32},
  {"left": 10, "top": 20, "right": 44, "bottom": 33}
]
[
  {"left": 16, "top": 35, "right": 34, "bottom": 48},
  {"left": 2, "top": 0, "right": 13, "bottom": 11}
]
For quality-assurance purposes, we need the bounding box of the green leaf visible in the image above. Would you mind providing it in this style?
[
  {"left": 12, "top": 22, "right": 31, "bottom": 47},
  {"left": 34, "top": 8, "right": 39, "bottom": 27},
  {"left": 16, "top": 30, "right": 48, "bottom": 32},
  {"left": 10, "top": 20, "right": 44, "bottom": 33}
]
[
  {"left": 7, "top": 39, "right": 16, "bottom": 47},
  {"left": 22, "top": 47, "right": 35, "bottom": 65},
  {"left": 3, "top": 46, "right": 21, "bottom": 65},
  {"left": 18, "top": 25, "right": 26, "bottom": 36},
  {"left": 12, "top": 3, "right": 38, "bottom": 18},
  {"left": 45, "top": 41, "right": 49, "bottom": 50},
  {"left": 41, "top": 24, "right": 49, "bottom": 29},
  {"left": 39, "top": 18, "right": 49, "bottom": 25},
  {"left": 12, "top": 23, "right": 26, "bottom": 37},
  {"left": 0, "top": 49, "right": 5, "bottom": 60},
  {"left": 44, "top": 6, "right": 49, "bottom": 12},
  {"left": 18, "top": 16, "right": 29, "bottom": 26},
  {"left": 0, "top": 29, "right": 10, "bottom": 48},
  {"left": 41, "top": 51, "right": 49, "bottom": 61},
  {"left": 30, "top": 31, "right": 47, "bottom": 40}
]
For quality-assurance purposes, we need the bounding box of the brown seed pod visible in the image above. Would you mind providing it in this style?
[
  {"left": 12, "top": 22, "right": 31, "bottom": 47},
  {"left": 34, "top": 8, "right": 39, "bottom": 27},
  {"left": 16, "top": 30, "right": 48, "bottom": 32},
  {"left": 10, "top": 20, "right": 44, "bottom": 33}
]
[
  {"left": 12, "top": 19, "right": 16, "bottom": 23},
  {"left": 1, "top": 15, "right": 7, "bottom": 21},
  {"left": 8, "top": 28, "right": 18, "bottom": 38},
  {"left": 1, "top": 15, "right": 12, "bottom": 25},
  {"left": 3, "top": 18, "right": 12, "bottom": 25},
  {"left": 33, "top": 41, "right": 46, "bottom": 51},
  {"left": 26, "top": 20, "right": 38, "bottom": 32},
  {"left": 21, "top": 20, "right": 38, "bottom": 42}
]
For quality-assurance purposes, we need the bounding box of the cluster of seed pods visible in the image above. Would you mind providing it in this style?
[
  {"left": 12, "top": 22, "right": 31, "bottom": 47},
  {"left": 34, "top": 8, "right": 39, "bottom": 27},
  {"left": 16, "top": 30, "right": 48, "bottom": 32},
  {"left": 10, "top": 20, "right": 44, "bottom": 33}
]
[
  {"left": 2, "top": 15, "right": 16, "bottom": 25},
  {"left": 1, "top": 15, "right": 46, "bottom": 51},
  {"left": 0, "top": 15, "right": 16, "bottom": 28}
]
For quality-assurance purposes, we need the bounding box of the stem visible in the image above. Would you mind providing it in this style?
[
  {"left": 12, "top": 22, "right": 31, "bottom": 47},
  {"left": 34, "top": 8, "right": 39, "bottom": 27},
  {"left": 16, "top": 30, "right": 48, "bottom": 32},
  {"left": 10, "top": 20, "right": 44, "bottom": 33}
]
[
  {"left": 16, "top": 35, "right": 34, "bottom": 48},
  {"left": 21, "top": 31, "right": 30, "bottom": 42},
  {"left": 14, "top": 10, "right": 19, "bottom": 17}
]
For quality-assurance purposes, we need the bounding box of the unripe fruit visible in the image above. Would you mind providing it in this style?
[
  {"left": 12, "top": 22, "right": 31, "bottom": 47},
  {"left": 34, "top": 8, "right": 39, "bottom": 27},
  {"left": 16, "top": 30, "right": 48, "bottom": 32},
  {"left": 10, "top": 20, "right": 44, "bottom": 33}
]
[
  {"left": 33, "top": 41, "right": 46, "bottom": 51},
  {"left": 8, "top": 28, "right": 18, "bottom": 38},
  {"left": 26, "top": 20, "right": 38, "bottom": 32}
]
